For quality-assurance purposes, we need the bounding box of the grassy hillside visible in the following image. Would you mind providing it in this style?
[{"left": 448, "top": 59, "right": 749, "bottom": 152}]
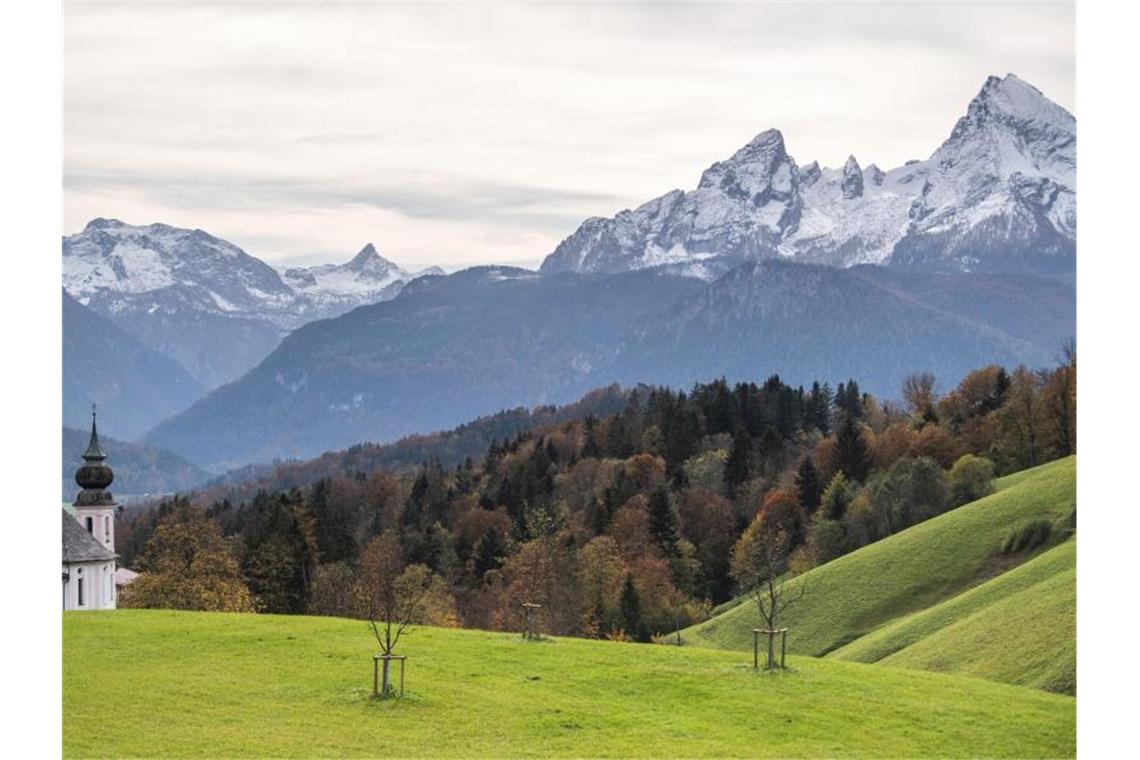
[
  {"left": 64, "top": 610, "right": 1073, "bottom": 758},
  {"left": 682, "top": 457, "right": 1075, "bottom": 656},
  {"left": 831, "top": 540, "right": 1075, "bottom": 693},
  {"left": 880, "top": 562, "right": 1075, "bottom": 694}
]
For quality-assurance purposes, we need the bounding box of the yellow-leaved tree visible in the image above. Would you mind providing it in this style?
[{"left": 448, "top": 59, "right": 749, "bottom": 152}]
[{"left": 121, "top": 499, "right": 255, "bottom": 613}]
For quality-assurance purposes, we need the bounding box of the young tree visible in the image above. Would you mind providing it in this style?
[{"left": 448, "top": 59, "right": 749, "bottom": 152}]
[
  {"left": 730, "top": 506, "right": 808, "bottom": 669},
  {"left": 358, "top": 531, "right": 435, "bottom": 696}
]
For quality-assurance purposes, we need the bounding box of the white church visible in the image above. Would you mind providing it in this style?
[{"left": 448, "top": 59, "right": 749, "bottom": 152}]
[{"left": 62, "top": 411, "right": 118, "bottom": 610}]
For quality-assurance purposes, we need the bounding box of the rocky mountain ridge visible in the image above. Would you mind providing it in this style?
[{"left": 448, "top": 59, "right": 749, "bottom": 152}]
[{"left": 540, "top": 74, "right": 1075, "bottom": 278}]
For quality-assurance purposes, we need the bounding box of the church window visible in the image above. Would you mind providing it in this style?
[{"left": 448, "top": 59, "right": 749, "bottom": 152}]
[
  {"left": 78, "top": 578, "right": 85, "bottom": 607},
  {"left": 105, "top": 515, "right": 111, "bottom": 541},
  {"left": 85, "top": 516, "right": 93, "bottom": 533}
]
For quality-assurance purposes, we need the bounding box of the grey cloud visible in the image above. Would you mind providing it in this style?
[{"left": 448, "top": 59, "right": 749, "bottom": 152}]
[{"left": 64, "top": 167, "right": 627, "bottom": 232}]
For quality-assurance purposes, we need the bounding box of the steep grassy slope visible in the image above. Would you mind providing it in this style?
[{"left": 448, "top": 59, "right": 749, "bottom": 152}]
[
  {"left": 880, "top": 563, "right": 1075, "bottom": 693},
  {"left": 832, "top": 540, "right": 1075, "bottom": 693},
  {"left": 682, "top": 457, "right": 1075, "bottom": 656},
  {"left": 64, "top": 610, "right": 1073, "bottom": 758}
]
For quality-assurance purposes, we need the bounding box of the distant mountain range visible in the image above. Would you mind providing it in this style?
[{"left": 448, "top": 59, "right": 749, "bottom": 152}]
[
  {"left": 144, "top": 258, "right": 1072, "bottom": 471},
  {"left": 144, "top": 266, "right": 705, "bottom": 468},
  {"left": 541, "top": 74, "right": 1074, "bottom": 278},
  {"left": 64, "top": 73, "right": 1076, "bottom": 474},
  {"left": 63, "top": 221, "right": 439, "bottom": 388}
]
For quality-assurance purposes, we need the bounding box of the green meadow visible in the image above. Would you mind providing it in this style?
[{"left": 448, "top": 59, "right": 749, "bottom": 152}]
[
  {"left": 64, "top": 458, "right": 1078, "bottom": 757},
  {"left": 64, "top": 609, "right": 1074, "bottom": 758},
  {"left": 833, "top": 539, "right": 1075, "bottom": 693}
]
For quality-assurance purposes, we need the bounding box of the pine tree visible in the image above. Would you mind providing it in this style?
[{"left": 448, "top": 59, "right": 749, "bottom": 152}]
[
  {"left": 473, "top": 527, "right": 505, "bottom": 578},
  {"left": 647, "top": 484, "right": 680, "bottom": 555},
  {"left": 795, "top": 456, "right": 822, "bottom": 514},
  {"left": 834, "top": 414, "right": 873, "bottom": 483},
  {"left": 723, "top": 429, "right": 752, "bottom": 497},
  {"left": 821, "top": 471, "right": 855, "bottom": 520},
  {"left": 582, "top": 416, "right": 601, "bottom": 458},
  {"left": 809, "top": 382, "right": 834, "bottom": 434},
  {"left": 619, "top": 573, "right": 647, "bottom": 642},
  {"left": 836, "top": 379, "right": 863, "bottom": 420}
]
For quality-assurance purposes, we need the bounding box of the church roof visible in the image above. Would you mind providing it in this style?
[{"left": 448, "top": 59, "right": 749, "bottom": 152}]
[
  {"left": 83, "top": 410, "right": 107, "bottom": 461},
  {"left": 114, "top": 567, "right": 138, "bottom": 586},
  {"left": 74, "top": 408, "right": 114, "bottom": 505},
  {"left": 62, "top": 509, "right": 116, "bottom": 563}
]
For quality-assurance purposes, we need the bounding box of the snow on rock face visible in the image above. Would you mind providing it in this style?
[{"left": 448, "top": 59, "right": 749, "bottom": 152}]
[
  {"left": 64, "top": 219, "right": 295, "bottom": 317},
  {"left": 841, "top": 156, "right": 864, "bottom": 200},
  {"left": 281, "top": 243, "right": 411, "bottom": 314},
  {"left": 64, "top": 222, "right": 437, "bottom": 329},
  {"left": 540, "top": 73, "right": 1075, "bottom": 276}
]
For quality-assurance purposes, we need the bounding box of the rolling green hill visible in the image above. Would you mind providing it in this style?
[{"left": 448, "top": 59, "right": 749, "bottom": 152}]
[
  {"left": 831, "top": 539, "right": 1075, "bottom": 694},
  {"left": 681, "top": 457, "right": 1075, "bottom": 659},
  {"left": 64, "top": 610, "right": 1073, "bottom": 758}
]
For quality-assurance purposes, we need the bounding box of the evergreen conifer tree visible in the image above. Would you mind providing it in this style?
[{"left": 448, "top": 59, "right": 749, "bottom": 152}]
[
  {"left": 619, "top": 573, "right": 647, "bottom": 642},
  {"left": 473, "top": 527, "right": 505, "bottom": 578},
  {"left": 834, "top": 414, "right": 873, "bottom": 483},
  {"left": 724, "top": 429, "right": 752, "bottom": 497},
  {"left": 795, "top": 456, "right": 823, "bottom": 514},
  {"left": 647, "top": 484, "right": 680, "bottom": 556}
]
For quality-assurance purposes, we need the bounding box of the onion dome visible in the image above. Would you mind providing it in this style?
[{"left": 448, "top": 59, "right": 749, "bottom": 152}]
[{"left": 74, "top": 407, "right": 114, "bottom": 504}]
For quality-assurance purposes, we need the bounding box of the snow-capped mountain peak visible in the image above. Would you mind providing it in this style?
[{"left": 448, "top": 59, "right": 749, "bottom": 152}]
[
  {"left": 281, "top": 243, "right": 411, "bottom": 310},
  {"left": 540, "top": 73, "right": 1075, "bottom": 278},
  {"left": 63, "top": 221, "right": 441, "bottom": 386},
  {"left": 343, "top": 243, "right": 403, "bottom": 276},
  {"left": 841, "top": 155, "right": 864, "bottom": 199}
]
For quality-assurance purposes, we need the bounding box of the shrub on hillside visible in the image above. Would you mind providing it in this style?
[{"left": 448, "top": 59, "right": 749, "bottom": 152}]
[
  {"left": 1001, "top": 519, "right": 1052, "bottom": 555},
  {"left": 949, "top": 454, "right": 995, "bottom": 506},
  {"left": 866, "top": 457, "right": 949, "bottom": 536}
]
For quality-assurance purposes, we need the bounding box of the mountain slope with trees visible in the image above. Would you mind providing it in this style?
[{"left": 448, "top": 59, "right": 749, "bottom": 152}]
[
  {"left": 144, "top": 268, "right": 705, "bottom": 469},
  {"left": 118, "top": 353, "right": 1076, "bottom": 664},
  {"left": 144, "top": 260, "right": 1072, "bottom": 470}
]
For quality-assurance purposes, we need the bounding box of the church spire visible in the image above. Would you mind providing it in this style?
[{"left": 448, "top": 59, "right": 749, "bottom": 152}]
[
  {"left": 75, "top": 405, "right": 114, "bottom": 505},
  {"left": 83, "top": 404, "right": 107, "bottom": 462}
]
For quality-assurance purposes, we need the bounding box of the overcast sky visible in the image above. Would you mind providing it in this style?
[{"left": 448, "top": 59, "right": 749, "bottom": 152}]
[{"left": 64, "top": 1, "right": 1074, "bottom": 270}]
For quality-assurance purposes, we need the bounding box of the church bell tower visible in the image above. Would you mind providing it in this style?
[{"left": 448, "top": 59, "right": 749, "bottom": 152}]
[{"left": 73, "top": 407, "right": 116, "bottom": 551}]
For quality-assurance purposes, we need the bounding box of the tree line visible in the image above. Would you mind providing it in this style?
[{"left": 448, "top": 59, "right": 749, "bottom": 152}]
[{"left": 119, "top": 347, "right": 1076, "bottom": 643}]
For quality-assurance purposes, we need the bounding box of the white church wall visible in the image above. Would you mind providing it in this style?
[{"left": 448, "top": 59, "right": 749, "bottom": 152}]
[{"left": 63, "top": 560, "right": 117, "bottom": 611}]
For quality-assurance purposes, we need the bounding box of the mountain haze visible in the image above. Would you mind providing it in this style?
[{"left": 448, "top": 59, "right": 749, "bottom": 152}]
[{"left": 62, "top": 291, "right": 204, "bottom": 439}]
